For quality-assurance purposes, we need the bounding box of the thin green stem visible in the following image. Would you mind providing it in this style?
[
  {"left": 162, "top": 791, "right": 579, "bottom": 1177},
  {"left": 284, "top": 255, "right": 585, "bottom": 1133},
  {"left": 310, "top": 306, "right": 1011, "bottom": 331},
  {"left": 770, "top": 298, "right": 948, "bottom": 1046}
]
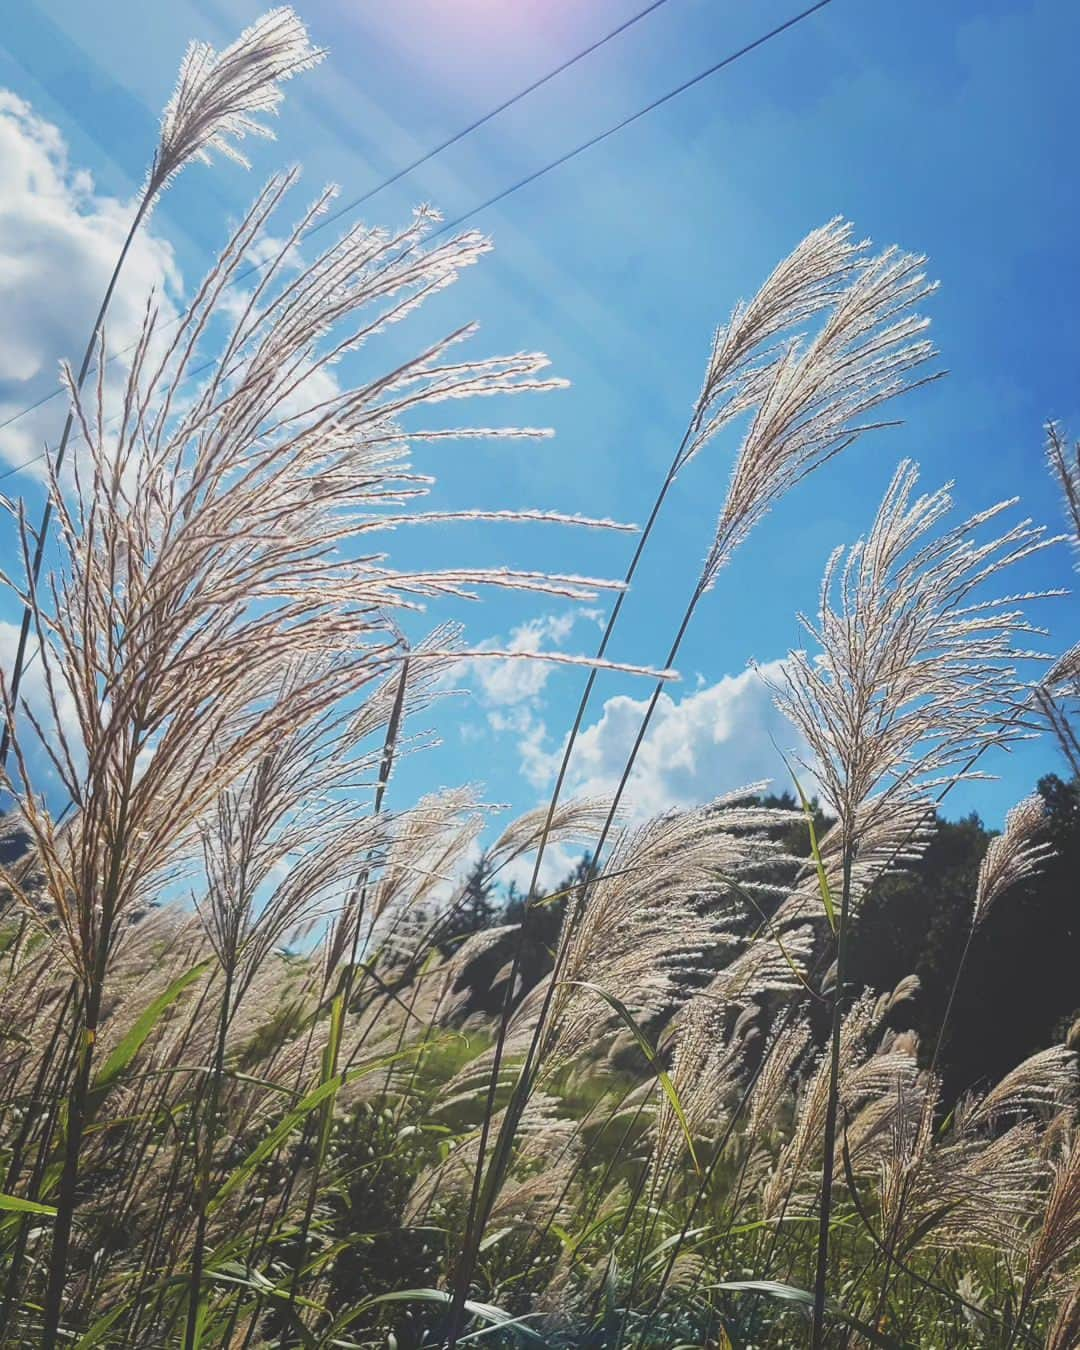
[{"left": 810, "top": 840, "right": 854, "bottom": 1349}]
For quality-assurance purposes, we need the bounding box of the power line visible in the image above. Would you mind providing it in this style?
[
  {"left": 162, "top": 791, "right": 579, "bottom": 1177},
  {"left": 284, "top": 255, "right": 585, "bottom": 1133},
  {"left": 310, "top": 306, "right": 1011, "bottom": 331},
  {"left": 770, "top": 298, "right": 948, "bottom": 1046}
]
[
  {"left": 0, "top": 0, "right": 839, "bottom": 824},
  {"left": 0, "top": 0, "right": 676, "bottom": 452},
  {"left": 429, "top": 0, "right": 835, "bottom": 240},
  {"left": 0, "top": 0, "right": 834, "bottom": 486}
]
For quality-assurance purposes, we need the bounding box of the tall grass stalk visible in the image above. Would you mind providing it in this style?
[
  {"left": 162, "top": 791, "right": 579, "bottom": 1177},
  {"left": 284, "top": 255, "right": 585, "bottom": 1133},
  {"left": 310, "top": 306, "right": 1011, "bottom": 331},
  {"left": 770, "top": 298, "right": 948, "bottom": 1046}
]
[
  {"left": 809, "top": 840, "right": 853, "bottom": 1347},
  {"left": 449, "top": 224, "right": 937, "bottom": 1343}
]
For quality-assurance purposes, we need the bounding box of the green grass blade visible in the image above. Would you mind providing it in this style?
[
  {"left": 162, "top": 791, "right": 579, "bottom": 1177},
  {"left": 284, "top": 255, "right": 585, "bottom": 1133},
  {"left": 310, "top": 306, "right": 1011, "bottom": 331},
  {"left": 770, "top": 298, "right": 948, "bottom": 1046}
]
[
  {"left": 707, "top": 1281, "right": 915, "bottom": 1348},
  {"left": 324, "top": 1286, "right": 545, "bottom": 1344},
  {"left": 0, "top": 1192, "right": 57, "bottom": 1216},
  {"left": 782, "top": 756, "right": 837, "bottom": 933},
  {"left": 365, "top": 1288, "right": 545, "bottom": 1341},
  {"left": 90, "top": 959, "right": 211, "bottom": 1105},
  {"left": 565, "top": 980, "right": 700, "bottom": 1174},
  {"left": 314, "top": 993, "right": 345, "bottom": 1175}
]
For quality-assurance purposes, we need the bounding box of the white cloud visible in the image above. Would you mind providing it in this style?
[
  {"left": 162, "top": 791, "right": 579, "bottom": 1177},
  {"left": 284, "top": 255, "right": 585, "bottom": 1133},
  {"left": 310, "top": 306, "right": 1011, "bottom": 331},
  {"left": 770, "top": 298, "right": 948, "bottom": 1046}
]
[
  {"left": 469, "top": 608, "right": 601, "bottom": 708},
  {"left": 0, "top": 90, "right": 181, "bottom": 472},
  {"left": 465, "top": 612, "right": 812, "bottom": 821},
  {"left": 498, "top": 838, "right": 580, "bottom": 896},
  {"left": 521, "top": 660, "right": 813, "bottom": 817}
]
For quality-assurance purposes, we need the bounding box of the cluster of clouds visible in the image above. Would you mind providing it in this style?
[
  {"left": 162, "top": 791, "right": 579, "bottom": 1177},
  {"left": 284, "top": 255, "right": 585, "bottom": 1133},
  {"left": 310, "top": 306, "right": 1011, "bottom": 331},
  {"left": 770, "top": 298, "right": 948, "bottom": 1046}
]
[
  {"left": 462, "top": 607, "right": 811, "bottom": 830},
  {"left": 531, "top": 660, "right": 809, "bottom": 814},
  {"left": 0, "top": 90, "right": 181, "bottom": 473},
  {"left": 469, "top": 608, "right": 603, "bottom": 709}
]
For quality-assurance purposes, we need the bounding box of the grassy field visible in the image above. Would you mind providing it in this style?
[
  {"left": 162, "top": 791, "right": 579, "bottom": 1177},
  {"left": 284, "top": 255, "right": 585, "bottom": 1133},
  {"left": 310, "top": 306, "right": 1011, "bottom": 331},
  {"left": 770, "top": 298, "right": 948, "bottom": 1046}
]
[{"left": 1, "top": 9, "right": 1078, "bottom": 1348}]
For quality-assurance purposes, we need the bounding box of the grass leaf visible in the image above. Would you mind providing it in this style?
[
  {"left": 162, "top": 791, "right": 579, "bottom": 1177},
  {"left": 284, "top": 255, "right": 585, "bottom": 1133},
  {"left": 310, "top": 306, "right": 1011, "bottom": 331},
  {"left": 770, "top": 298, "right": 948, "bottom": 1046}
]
[
  {"left": 565, "top": 979, "right": 701, "bottom": 1175},
  {"left": 708, "top": 1281, "right": 915, "bottom": 1348},
  {"left": 782, "top": 755, "right": 837, "bottom": 933},
  {"left": 0, "top": 1192, "right": 57, "bottom": 1216},
  {"left": 90, "top": 960, "right": 211, "bottom": 1108}
]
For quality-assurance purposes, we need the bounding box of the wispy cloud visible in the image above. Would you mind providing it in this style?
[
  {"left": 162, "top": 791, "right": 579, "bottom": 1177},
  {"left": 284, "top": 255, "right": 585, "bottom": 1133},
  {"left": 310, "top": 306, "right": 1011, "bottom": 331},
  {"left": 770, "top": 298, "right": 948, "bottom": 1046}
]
[
  {"left": 519, "top": 659, "right": 813, "bottom": 817},
  {"left": 467, "top": 608, "right": 602, "bottom": 708}
]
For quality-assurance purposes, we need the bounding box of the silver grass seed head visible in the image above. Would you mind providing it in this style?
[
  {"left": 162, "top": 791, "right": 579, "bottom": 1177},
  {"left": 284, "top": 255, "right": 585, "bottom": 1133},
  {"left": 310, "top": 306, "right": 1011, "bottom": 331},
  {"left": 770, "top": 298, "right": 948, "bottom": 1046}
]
[
  {"left": 701, "top": 242, "right": 939, "bottom": 588},
  {"left": 963, "top": 1045, "right": 1077, "bottom": 1132},
  {"left": 682, "top": 217, "right": 866, "bottom": 474},
  {"left": 768, "top": 461, "right": 1060, "bottom": 848},
  {"left": 974, "top": 792, "right": 1053, "bottom": 926},
  {"left": 151, "top": 8, "right": 324, "bottom": 198}
]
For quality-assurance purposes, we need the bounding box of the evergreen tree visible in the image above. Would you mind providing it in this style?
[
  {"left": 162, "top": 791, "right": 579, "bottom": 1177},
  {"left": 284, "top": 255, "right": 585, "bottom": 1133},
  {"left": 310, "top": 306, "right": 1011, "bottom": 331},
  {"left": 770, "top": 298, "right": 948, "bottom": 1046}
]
[{"left": 435, "top": 856, "right": 498, "bottom": 955}]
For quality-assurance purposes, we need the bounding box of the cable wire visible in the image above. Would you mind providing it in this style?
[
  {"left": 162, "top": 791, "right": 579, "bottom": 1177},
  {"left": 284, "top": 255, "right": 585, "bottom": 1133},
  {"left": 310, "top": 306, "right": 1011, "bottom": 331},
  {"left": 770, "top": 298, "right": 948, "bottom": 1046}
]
[
  {"left": 0, "top": 0, "right": 676, "bottom": 451},
  {"left": 0, "top": 0, "right": 835, "bottom": 486}
]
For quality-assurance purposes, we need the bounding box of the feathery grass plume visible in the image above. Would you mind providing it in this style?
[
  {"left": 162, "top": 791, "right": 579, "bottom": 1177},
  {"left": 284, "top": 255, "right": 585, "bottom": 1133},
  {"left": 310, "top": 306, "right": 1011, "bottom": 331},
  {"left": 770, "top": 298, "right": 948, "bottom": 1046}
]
[
  {"left": 907, "top": 1122, "right": 1046, "bottom": 1258},
  {"left": 973, "top": 792, "right": 1054, "bottom": 926},
  {"left": 766, "top": 458, "right": 1059, "bottom": 1343},
  {"left": 869, "top": 1059, "right": 1071, "bottom": 1320},
  {"left": 704, "top": 923, "right": 817, "bottom": 1008},
  {"left": 149, "top": 8, "right": 324, "bottom": 199},
  {"left": 701, "top": 247, "right": 937, "bottom": 587},
  {"left": 540, "top": 793, "right": 795, "bottom": 1067},
  {"left": 0, "top": 146, "right": 649, "bottom": 1341},
  {"left": 680, "top": 218, "right": 867, "bottom": 473},
  {"left": 769, "top": 461, "right": 1058, "bottom": 843},
  {"left": 196, "top": 698, "right": 390, "bottom": 996},
  {"left": 647, "top": 999, "right": 743, "bottom": 1193},
  {"left": 645, "top": 929, "right": 815, "bottom": 1200},
  {"left": 484, "top": 797, "right": 617, "bottom": 873},
  {"left": 960, "top": 1045, "right": 1077, "bottom": 1132},
  {"left": 840, "top": 1059, "right": 925, "bottom": 1183},
  {"left": 761, "top": 992, "right": 902, "bottom": 1219},
  {"left": 180, "top": 688, "right": 417, "bottom": 1337},
  {"left": 488, "top": 1122, "right": 584, "bottom": 1231},
  {"left": 746, "top": 1016, "right": 814, "bottom": 1142},
  {"left": 896, "top": 792, "right": 1062, "bottom": 1310},
  {"left": 532, "top": 238, "right": 939, "bottom": 1068},
  {"left": 1046, "top": 642, "right": 1080, "bottom": 694},
  {"left": 1037, "top": 649, "right": 1080, "bottom": 778},
  {"left": 872, "top": 972, "right": 921, "bottom": 1025}
]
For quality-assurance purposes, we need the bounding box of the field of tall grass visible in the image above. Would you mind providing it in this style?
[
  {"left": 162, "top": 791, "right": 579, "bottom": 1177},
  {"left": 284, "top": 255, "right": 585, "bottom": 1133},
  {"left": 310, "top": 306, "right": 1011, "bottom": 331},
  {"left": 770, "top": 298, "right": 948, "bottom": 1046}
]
[{"left": 1, "top": 11, "right": 1079, "bottom": 1348}]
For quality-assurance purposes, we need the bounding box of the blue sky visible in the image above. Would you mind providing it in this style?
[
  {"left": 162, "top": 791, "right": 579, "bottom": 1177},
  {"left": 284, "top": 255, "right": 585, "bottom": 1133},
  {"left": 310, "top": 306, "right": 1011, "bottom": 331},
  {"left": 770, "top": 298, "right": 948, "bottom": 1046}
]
[{"left": 1, "top": 0, "right": 1078, "bottom": 869}]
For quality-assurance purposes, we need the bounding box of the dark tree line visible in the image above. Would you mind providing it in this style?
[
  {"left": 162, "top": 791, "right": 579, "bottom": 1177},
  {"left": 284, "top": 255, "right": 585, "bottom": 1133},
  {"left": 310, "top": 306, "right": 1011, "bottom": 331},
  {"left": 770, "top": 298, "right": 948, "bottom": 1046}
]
[
  {"left": 852, "top": 773, "right": 1080, "bottom": 1102},
  {"left": 444, "top": 775, "right": 1080, "bottom": 1105}
]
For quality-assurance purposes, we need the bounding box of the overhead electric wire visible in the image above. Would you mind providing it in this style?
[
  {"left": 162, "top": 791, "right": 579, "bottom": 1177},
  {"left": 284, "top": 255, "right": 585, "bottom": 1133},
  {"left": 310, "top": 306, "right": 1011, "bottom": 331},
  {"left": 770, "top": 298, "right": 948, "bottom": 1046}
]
[
  {"left": 0, "top": 0, "right": 675, "bottom": 453},
  {"left": 0, "top": 0, "right": 837, "bottom": 766},
  {"left": 0, "top": 0, "right": 835, "bottom": 486},
  {"left": 429, "top": 0, "right": 835, "bottom": 240}
]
